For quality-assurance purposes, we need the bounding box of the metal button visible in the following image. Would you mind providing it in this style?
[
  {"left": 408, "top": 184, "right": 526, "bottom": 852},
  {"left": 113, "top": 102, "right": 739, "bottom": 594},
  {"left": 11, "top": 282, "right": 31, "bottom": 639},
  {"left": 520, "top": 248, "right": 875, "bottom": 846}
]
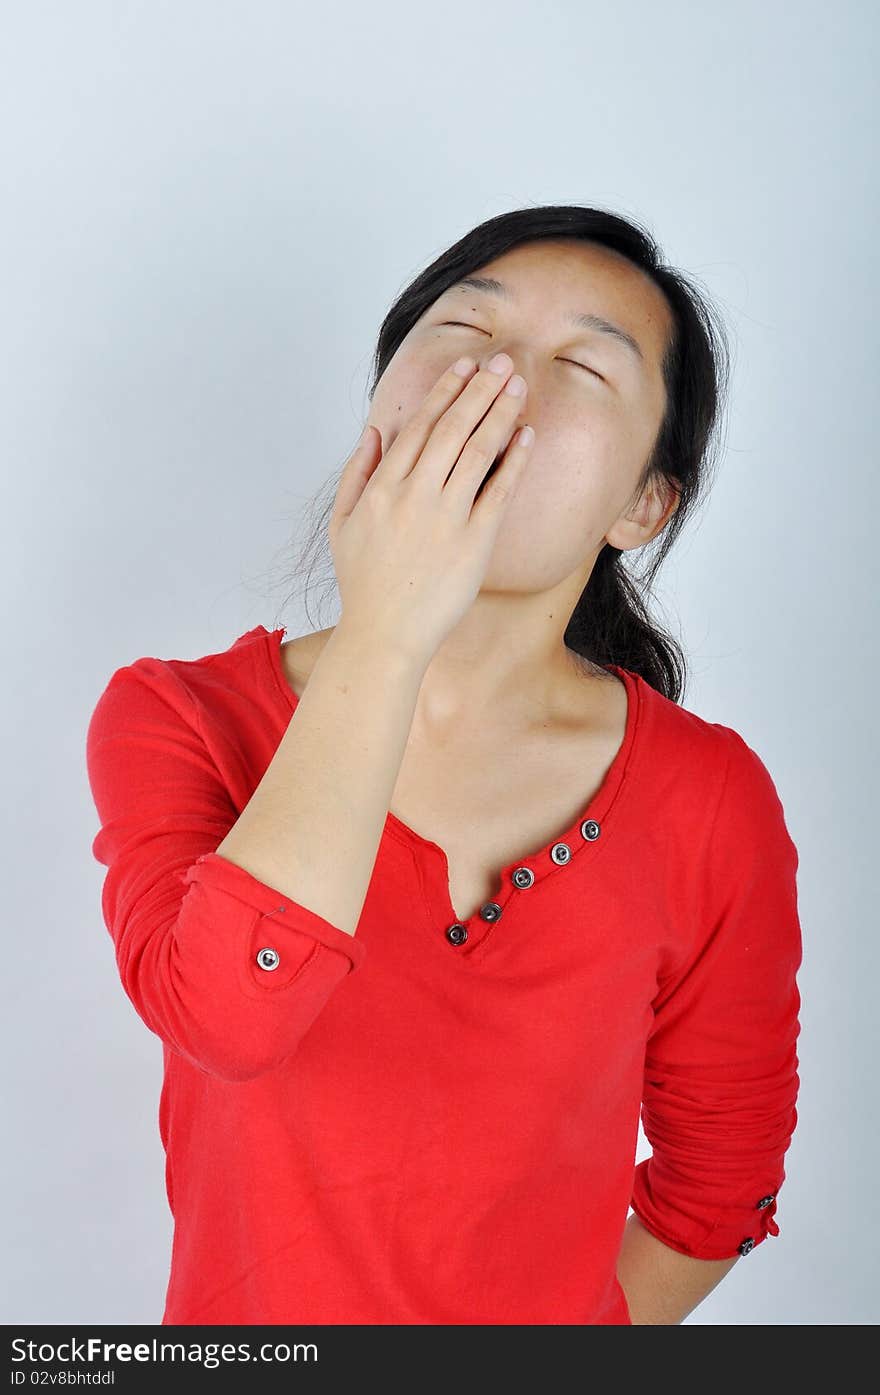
[
  {"left": 738, "top": 1237, "right": 755, "bottom": 1256},
  {"left": 256, "top": 946, "right": 280, "bottom": 971},
  {"left": 550, "top": 842, "right": 572, "bottom": 865},
  {"left": 446, "top": 924, "right": 468, "bottom": 946},
  {"left": 479, "top": 902, "right": 502, "bottom": 922},
  {"left": 512, "top": 866, "right": 535, "bottom": 889},
  {"left": 581, "top": 819, "right": 601, "bottom": 841},
  {"left": 756, "top": 1194, "right": 776, "bottom": 1210}
]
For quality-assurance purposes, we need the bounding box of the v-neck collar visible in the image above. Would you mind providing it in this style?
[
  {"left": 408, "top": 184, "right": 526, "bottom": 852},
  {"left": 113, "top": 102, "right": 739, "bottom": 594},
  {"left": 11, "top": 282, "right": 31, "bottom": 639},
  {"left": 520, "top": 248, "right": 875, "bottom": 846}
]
[{"left": 258, "top": 622, "right": 645, "bottom": 962}]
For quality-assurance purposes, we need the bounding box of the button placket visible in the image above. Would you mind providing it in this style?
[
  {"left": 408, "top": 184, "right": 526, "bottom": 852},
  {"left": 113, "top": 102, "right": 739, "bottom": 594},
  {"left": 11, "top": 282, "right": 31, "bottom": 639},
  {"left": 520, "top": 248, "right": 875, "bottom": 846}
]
[
  {"left": 442, "top": 817, "right": 604, "bottom": 950},
  {"left": 444, "top": 899, "right": 505, "bottom": 949},
  {"left": 268, "top": 628, "right": 640, "bottom": 962}
]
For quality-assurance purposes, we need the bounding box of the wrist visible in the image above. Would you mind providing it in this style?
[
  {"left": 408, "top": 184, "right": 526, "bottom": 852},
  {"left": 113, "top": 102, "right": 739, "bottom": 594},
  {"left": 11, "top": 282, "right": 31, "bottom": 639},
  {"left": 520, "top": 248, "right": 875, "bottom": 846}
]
[{"left": 327, "top": 614, "right": 432, "bottom": 684}]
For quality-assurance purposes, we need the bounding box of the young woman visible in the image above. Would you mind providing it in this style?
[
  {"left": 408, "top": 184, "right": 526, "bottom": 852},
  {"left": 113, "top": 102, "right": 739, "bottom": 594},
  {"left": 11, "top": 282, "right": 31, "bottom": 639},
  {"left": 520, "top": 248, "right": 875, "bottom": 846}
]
[{"left": 86, "top": 204, "right": 802, "bottom": 1326}]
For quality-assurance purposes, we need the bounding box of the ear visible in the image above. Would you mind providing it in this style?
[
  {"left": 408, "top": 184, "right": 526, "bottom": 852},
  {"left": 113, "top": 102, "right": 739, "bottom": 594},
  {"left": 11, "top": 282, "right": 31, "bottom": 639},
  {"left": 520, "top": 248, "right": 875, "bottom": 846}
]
[{"left": 605, "top": 474, "right": 681, "bottom": 552}]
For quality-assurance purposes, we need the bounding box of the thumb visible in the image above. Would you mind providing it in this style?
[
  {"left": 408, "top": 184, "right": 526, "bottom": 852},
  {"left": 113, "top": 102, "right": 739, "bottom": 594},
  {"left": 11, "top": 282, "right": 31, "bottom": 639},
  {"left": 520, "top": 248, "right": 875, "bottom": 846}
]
[{"left": 332, "top": 424, "right": 382, "bottom": 525}]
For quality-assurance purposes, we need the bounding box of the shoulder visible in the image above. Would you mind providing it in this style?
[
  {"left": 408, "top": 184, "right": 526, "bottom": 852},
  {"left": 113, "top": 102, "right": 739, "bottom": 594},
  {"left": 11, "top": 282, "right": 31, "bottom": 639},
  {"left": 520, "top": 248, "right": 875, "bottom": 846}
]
[
  {"left": 631, "top": 672, "right": 794, "bottom": 846},
  {"left": 633, "top": 680, "right": 801, "bottom": 987},
  {"left": 630, "top": 671, "right": 740, "bottom": 790},
  {"left": 87, "top": 623, "right": 291, "bottom": 739},
  {"left": 277, "top": 626, "right": 336, "bottom": 699}
]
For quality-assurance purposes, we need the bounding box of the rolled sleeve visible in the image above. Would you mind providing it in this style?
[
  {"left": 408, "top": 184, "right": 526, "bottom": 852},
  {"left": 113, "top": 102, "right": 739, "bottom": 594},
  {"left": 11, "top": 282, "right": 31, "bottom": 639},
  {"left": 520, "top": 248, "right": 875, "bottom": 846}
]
[
  {"left": 86, "top": 661, "right": 366, "bottom": 1084},
  {"left": 630, "top": 727, "right": 803, "bottom": 1261}
]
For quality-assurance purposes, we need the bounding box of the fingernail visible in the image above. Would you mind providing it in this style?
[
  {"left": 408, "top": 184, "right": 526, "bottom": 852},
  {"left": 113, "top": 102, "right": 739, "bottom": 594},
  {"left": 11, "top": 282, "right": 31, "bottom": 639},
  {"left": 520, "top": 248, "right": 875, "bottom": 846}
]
[{"left": 488, "top": 352, "right": 513, "bottom": 375}]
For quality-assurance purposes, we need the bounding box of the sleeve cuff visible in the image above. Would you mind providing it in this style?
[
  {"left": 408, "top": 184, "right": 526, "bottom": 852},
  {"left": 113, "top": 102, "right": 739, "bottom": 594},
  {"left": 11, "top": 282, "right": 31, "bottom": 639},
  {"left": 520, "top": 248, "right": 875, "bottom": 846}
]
[
  {"left": 630, "top": 1158, "right": 782, "bottom": 1260},
  {"left": 184, "top": 851, "right": 367, "bottom": 968}
]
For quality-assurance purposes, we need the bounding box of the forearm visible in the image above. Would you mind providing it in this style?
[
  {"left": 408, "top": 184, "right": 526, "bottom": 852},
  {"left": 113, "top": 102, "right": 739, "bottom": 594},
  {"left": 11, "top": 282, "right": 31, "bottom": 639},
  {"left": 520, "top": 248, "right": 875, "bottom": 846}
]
[
  {"left": 215, "top": 619, "right": 428, "bottom": 940},
  {"left": 616, "top": 1214, "right": 740, "bottom": 1324}
]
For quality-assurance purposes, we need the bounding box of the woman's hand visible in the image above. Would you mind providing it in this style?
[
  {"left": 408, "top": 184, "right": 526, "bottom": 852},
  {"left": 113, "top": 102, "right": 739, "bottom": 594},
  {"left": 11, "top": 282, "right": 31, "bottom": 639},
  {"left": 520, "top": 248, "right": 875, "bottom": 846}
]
[{"left": 328, "top": 353, "right": 534, "bottom": 666}]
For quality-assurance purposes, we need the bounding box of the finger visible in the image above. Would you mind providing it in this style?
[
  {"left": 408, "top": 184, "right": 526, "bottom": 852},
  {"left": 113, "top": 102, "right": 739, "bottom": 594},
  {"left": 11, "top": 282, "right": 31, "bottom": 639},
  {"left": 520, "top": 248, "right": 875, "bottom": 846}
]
[
  {"left": 412, "top": 355, "right": 523, "bottom": 493},
  {"left": 469, "top": 424, "right": 535, "bottom": 523},
  {"left": 438, "top": 369, "right": 527, "bottom": 501},
  {"left": 330, "top": 424, "right": 383, "bottom": 529},
  {"left": 378, "top": 357, "right": 479, "bottom": 484}
]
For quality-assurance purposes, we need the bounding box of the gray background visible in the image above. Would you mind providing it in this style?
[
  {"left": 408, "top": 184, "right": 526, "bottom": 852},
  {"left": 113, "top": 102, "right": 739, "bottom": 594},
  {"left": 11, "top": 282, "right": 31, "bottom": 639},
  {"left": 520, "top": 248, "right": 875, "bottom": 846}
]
[{"left": 2, "top": 0, "right": 876, "bottom": 1325}]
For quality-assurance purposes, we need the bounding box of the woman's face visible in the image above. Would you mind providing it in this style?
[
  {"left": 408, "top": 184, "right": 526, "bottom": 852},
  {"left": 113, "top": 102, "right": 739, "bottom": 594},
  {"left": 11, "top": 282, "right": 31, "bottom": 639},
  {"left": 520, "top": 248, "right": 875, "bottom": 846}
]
[{"left": 365, "top": 238, "right": 679, "bottom": 593}]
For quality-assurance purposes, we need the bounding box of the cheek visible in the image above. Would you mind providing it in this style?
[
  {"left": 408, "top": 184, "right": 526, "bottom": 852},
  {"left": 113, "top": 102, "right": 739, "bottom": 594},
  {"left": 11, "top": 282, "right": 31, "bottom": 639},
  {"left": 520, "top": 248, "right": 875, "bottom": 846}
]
[
  {"left": 526, "top": 416, "right": 615, "bottom": 490},
  {"left": 370, "top": 364, "right": 442, "bottom": 447},
  {"left": 505, "top": 432, "right": 625, "bottom": 540}
]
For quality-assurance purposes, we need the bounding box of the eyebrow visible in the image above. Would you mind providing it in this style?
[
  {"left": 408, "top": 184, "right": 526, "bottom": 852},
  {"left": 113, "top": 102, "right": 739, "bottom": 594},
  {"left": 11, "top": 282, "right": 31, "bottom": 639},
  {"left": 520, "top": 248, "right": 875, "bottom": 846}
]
[{"left": 445, "top": 275, "right": 645, "bottom": 364}]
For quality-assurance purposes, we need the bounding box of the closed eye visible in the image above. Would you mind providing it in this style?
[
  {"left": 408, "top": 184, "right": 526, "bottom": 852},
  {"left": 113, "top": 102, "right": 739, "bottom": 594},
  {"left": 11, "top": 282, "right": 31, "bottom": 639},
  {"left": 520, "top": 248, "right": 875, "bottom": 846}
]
[
  {"left": 438, "top": 323, "right": 605, "bottom": 383},
  {"left": 440, "top": 320, "right": 488, "bottom": 333},
  {"left": 560, "top": 357, "right": 606, "bottom": 383}
]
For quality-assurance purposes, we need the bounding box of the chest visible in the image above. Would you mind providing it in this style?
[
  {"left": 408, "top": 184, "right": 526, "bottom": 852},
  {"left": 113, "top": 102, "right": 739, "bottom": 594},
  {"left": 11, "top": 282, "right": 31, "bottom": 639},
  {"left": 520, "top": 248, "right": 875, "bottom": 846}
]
[
  {"left": 277, "top": 631, "right": 629, "bottom": 929},
  {"left": 387, "top": 707, "right": 627, "bottom": 925}
]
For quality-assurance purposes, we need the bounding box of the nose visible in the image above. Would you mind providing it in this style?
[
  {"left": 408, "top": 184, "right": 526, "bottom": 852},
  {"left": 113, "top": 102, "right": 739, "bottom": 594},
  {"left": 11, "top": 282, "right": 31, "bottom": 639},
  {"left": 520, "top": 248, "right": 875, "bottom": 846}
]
[{"left": 480, "top": 344, "right": 536, "bottom": 391}]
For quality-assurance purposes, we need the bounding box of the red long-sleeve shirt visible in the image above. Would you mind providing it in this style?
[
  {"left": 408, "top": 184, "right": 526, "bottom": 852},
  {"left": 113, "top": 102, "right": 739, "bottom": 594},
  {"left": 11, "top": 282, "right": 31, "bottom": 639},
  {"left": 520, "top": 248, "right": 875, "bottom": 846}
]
[{"left": 85, "top": 623, "right": 803, "bottom": 1325}]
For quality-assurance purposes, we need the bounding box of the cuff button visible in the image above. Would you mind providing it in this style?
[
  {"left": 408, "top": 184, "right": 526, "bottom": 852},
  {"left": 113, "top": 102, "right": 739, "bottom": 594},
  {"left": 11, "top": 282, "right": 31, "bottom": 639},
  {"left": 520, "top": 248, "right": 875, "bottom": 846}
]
[
  {"left": 256, "top": 946, "right": 281, "bottom": 971},
  {"left": 738, "top": 1237, "right": 756, "bottom": 1256},
  {"left": 756, "top": 1194, "right": 776, "bottom": 1209}
]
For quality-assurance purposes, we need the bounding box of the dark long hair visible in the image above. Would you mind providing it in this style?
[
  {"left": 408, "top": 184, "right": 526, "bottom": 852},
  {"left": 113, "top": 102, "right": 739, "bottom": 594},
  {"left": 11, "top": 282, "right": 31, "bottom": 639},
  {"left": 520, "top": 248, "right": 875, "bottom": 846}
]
[{"left": 264, "top": 205, "right": 731, "bottom": 704}]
